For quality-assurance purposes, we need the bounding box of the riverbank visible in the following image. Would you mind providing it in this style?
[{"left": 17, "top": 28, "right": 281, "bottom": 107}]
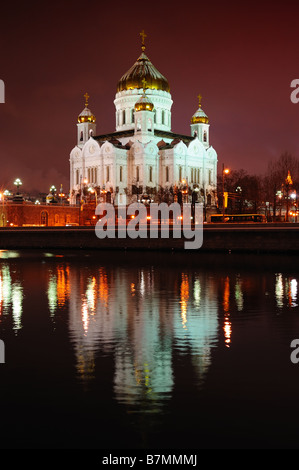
[{"left": 0, "top": 223, "right": 299, "bottom": 253}]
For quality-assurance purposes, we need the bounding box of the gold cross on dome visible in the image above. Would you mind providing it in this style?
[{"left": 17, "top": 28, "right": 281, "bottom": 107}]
[
  {"left": 84, "top": 92, "right": 90, "bottom": 107},
  {"left": 198, "top": 94, "right": 202, "bottom": 108},
  {"left": 142, "top": 78, "right": 147, "bottom": 91},
  {"left": 140, "top": 30, "right": 147, "bottom": 50}
]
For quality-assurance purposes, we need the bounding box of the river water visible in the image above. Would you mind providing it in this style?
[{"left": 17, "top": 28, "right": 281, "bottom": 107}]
[{"left": 0, "top": 249, "right": 299, "bottom": 449}]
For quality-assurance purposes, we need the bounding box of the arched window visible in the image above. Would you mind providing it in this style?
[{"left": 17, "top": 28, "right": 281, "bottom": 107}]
[
  {"left": 106, "top": 166, "right": 110, "bottom": 183},
  {"left": 80, "top": 131, "right": 83, "bottom": 142},
  {"left": 123, "top": 110, "right": 126, "bottom": 125},
  {"left": 166, "top": 166, "right": 169, "bottom": 183},
  {"left": 179, "top": 166, "right": 182, "bottom": 182},
  {"left": 162, "top": 110, "right": 165, "bottom": 125},
  {"left": 41, "top": 211, "right": 48, "bottom": 226},
  {"left": 149, "top": 166, "right": 153, "bottom": 183},
  {"left": 203, "top": 131, "right": 207, "bottom": 142},
  {"left": 131, "top": 109, "right": 134, "bottom": 123},
  {"left": 136, "top": 166, "right": 140, "bottom": 183},
  {"left": 120, "top": 166, "right": 123, "bottom": 183}
]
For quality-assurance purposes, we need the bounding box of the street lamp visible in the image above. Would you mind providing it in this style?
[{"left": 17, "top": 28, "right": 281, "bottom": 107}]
[
  {"left": 14, "top": 178, "right": 22, "bottom": 195},
  {"left": 181, "top": 178, "right": 189, "bottom": 203},
  {"left": 285, "top": 171, "right": 293, "bottom": 222},
  {"left": 80, "top": 178, "right": 88, "bottom": 204},
  {"left": 88, "top": 187, "right": 97, "bottom": 205},
  {"left": 291, "top": 191, "right": 297, "bottom": 222},
  {"left": 222, "top": 164, "right": 230, "bottom": 222},
  {"left": 58, "top": 184, "right": 65, "bottom": 204},
  {"left": 236, "top": 186, "right": 242, "bottom": 213}
]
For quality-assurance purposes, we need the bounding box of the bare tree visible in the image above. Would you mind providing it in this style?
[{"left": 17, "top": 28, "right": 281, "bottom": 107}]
[{"left": 264, "top": 152, "right": 299, "bottom": 219}]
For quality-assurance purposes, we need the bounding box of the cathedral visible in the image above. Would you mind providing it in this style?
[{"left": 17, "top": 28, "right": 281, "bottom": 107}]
[{"left": 70, "top": 32, "right": 218, "bottom": 206}]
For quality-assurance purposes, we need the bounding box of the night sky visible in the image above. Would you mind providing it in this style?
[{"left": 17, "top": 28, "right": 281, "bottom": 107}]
[{"left": 1, "top": 0, "right": 299, "bottom": 194}]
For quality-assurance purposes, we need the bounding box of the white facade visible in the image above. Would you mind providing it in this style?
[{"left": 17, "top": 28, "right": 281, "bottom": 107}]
[{"left": 70, "top": 49, "right": 218, "bottom": 206}]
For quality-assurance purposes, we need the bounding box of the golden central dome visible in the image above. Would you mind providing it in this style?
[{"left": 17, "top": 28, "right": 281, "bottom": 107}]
[{"left": 117, "top": 52, "right": 170, "bottom": 93}]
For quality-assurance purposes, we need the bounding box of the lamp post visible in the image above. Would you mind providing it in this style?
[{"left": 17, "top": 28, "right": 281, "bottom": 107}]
[
  {"left": 222, "top": 164, "right": 230, "bottom": 222},
  {"left": 236, "top": 186, "right": 242, "bottom": 213},
  {"left": 88, "top": 187, "right": 97, "bottom": 205},
  {"left": 59, "top": 184, "right": 65, "bottom": 205},
  {"left": 14, "top": 178, "right": 22, "bottom": 195},
  {"left": 285, "top": 171, "right": 293, "bottom": 222},
  {"left": 291, "top": 191, "right": 297, "bottom": 222}
]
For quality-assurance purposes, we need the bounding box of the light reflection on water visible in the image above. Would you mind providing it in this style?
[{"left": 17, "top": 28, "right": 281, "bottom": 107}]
[
  {"left": 0, "top": 263, "right": 23, "bottom": 334},
  {"left": 65, "top": 264, "right": 221, "bottom": 410},
  {"left": 1, "top": 251, "right": 299, "bottom": 420}
]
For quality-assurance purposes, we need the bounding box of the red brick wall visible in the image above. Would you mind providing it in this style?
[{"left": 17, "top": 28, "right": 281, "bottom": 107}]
[{"left": 0, "top": 204, "right": 81, "bottom": 227}]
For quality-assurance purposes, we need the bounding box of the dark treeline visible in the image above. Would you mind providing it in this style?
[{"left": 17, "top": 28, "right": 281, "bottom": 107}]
[{"left": 218, "top": 152, "right": 299, "bottom": 218}]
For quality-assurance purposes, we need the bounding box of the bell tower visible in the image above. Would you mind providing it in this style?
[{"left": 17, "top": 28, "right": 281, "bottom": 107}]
[
  {"left": 77, "top": 93, "right": 97, "bottom": 147},
  {"left": 190, "top": 94, "right": 210, "bottom": 148}
]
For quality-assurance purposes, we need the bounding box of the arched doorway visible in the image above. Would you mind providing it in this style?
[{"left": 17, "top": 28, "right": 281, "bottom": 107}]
[{"left": 41, "top": 211, "right": 48, "bottom": 226}]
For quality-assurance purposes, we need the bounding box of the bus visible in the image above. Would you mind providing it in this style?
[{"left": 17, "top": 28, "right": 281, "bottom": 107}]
[{"left": 210, "top": 214, "right": 267, "bottom": 223}]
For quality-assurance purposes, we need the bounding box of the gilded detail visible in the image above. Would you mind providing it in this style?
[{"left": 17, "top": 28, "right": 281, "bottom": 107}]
[{"left": 117, "top": 53, "right": 170, "bottom": 93}]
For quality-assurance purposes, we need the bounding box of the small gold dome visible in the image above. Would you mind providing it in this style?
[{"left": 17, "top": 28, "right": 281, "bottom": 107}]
[
  {"left": 78, "top": 93, "right": 96, "bottom": 123},
  {"left": 78, "top": 108, "right": 96, "bottom": 123},
  {"left": 191, "top": 114, "right": 209, "bottom": 125},
  {"left": 117, "top": 52, "right": 170, "bottom": 93},
  {"left": 191, "top": 95, "right": 209, "bottom": 124},
  {"left": 134, "top": 93, "right": 154, "bottom": 112}
]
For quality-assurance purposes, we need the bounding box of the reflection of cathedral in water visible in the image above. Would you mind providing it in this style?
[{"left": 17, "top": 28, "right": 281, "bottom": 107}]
[
  {"left": 43, "top": 261, "right": 299, "bottom": 410},
  {"left": 1, "top": 252, "right": 298, "bottom": 412},
  {"left": 58, "top": 263, "right": 220, "bottom": 410}
]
